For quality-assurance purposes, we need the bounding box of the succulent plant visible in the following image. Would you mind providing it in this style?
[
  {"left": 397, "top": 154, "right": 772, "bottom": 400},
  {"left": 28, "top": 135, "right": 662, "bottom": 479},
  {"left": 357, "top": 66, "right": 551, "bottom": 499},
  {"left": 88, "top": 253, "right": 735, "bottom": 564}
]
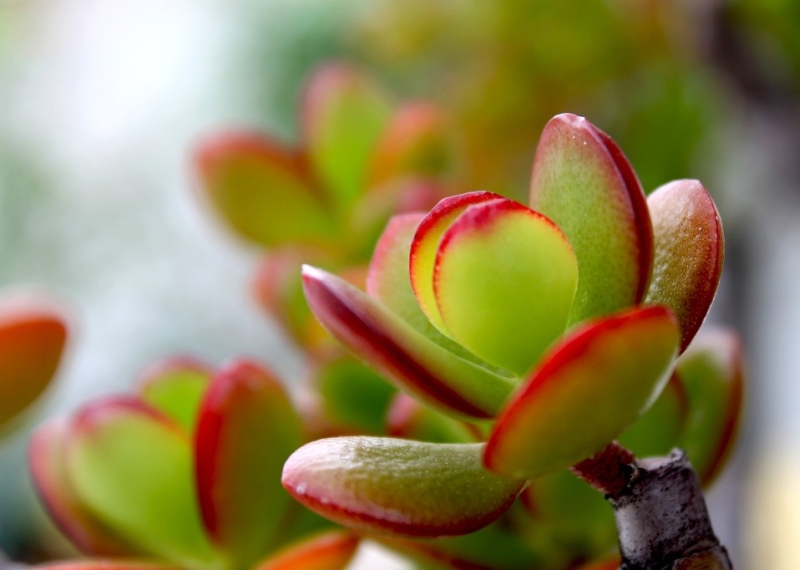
[
  {"left": 285, "top": 114, "right": 743, "bottom": 568},
  {"left": 29, "top": 358, "right": 358, "bottom": 570},
  {"left": 0, "top": 293, "right": 68, "bottom": 435}
]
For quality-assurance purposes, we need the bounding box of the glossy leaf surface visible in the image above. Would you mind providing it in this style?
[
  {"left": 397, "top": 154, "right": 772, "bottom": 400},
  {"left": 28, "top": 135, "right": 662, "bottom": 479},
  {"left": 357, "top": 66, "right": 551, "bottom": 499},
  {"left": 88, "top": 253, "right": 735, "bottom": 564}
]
[
  {"left": 645, "top": 179, "right": 724, "bottom": 352},
  {"left": 302, "top": 266, "right": 514, "bottom": 419},
  {"left": 195, "top": 361, "right": 303, "bottom": 565},
  {"left": 195, "top": 133, "right": 332, "bottom": 247},
  {"left": 136, "top": 357, "right": 212, "bottom": 433},
  {"left": 283, "top": 437, "right": 525, "bottom": 538},
  {"left": 529, "top": 114, "right": 652, "bottom": 323},
  {"left": 434, "top": 199, "right": 577, "bottom": 375},
  {"left": 65, "top": 398, "right": 219, "bottom": 567},
  {"left": 253, "top": 530, "right": 359, "bottom": 570},
  {"left": 485, "top": 306, "right": 679, "bottom": 479}
]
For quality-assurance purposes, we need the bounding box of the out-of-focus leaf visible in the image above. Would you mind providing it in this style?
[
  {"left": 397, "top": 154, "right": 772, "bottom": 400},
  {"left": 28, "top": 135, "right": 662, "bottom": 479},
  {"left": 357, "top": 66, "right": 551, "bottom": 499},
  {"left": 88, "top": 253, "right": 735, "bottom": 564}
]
[
  {"left": 529, "top": 114, "right": 652, "bottom": 323},
  {"left": 195, "top": 132, "right": 333, "bottom": 247},
  {"left": 574, "top": 557, "right": 621, "bottom": 570},
  {"left": 302, "top": 65, "right": 392, "bottom": 211},
  {"left": 485, "top": 306, "right": 679, "bottom": 479},
  {"left": 65, "top": 397, "right": 219, "bottom": 568},
  {"left": 0, "top": 295, "right": 68, "bottom": 429},
  {"left": 410, "top": 191, "right": 503, "bottom": 332},
  {"left": 253, "top": 530, "right": 359, "bottom": 570},
  {"left": 386, "top": 393, "right": 481, "bottom": 444},
  {"left": 645, "top": 179, "right": 724, "bottom": 352},
  {"left": 35, "top": 563, "right": 180, "bottom": 570},
  {"left": 282, "top": 437, "right": 525, "bottom": 538},
  {"left": 618, "top": 374, "right": 688, "bottom": 457},
  {"left": 195, "top": 360, "right": 303, "bottom": 566},
  {"left": 29, "top": 421, "right": 138, "bottom": 557},
  {"left": 315, "top": 355, "right": 396, "bottom": 435},
  {"left": 302, "top": 266, "right": 514, "bottom": 420},
  {"left": 136, "top": 357, "right": 212, "bottom": 433},
  {"left": 676, "top": 329, "right": 744, "bottom": 486},
  {"left": 433, "top": 199, "right": 578, "bottom": 375}
]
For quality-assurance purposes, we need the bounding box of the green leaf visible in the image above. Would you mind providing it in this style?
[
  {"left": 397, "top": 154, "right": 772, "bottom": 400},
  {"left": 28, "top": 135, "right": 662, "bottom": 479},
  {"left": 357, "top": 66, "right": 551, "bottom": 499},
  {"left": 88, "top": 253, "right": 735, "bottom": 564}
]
[
  {"left": 0, "top": 295, "right": 68, "bottom": 430},
  {"left": 675, "top": 329, "right": 744, "bottom": 486},
  {"left": 302, "top": 265, "right": 515, "bottom": 420},
  {"left": 302, "top": 64, "right": 393, "bottom": 211},
  {"left": 434, "top": 199, "right": 578, "bottom": 375},
  {"left": 65, "top": 397, "right": 220, "bottom": 568},
  {"left": 529, "top": 114, "right": 653, "bottom": 323},
  {"left": 282, "top": 437, "right": 525, "bottom": 538},
  {"left": 195, "top": 360, "right": 304, "bottom": 566},
  {"left": 645, "top": 179, "right": 724, "bottom": 352},
  {"left": 618, "top": 374, "right": 687, "bottom": 457},
  {"left": 195, "top": 132, "right": 333, "bottom": 247},
  {"left": 136, "top": 357, "right": 212, "bottom": 433},
  {"left": 485, "top": 306, "right": 679, "bottom": 479},
  {"left": 386, "top": 393, "right": 482, "bottom": 444}
]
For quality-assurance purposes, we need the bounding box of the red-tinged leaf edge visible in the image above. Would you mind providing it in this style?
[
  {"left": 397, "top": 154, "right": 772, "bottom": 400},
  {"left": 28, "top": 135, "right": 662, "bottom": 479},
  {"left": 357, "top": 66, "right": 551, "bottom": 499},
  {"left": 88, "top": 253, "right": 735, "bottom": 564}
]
[{"left": 253, "top": 530, "right": 359, "bottom": 570}]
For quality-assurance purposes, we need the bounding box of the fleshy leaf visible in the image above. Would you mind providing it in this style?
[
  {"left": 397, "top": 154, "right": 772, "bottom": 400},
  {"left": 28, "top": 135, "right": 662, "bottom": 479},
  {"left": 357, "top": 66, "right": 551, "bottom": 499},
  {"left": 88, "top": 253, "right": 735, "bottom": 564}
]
[
  {"left": 302, "top": 64, "right": 392, "bottom": 211},
  {"left": 253, "top": 530, "right": 359, "bottom": 570},
  {"left": 675, "top": 329, "right": 744, "bottom": 486},
  {"left": 35, "top": 563, "right": 180, "bottom": 570},
  {"left": 136, "top": 357, "right": 212, "bottom": 433},
  {"left": 195, "top": 132, "right": 333, "bottom": 247},
  {"left": 368, "top": 102, "right": 453, "bottom": 185},
  {"left": 485, "top": 306, "right": 679, "bottom": 479},
  {"left": 618, "top": 374, "right": 688, "bottom": 457},
  {"left": 434, "top": 199, "right": 578, "bottom": 375},
  {"left": 195, "top": 360, "right": 304, "bottom": 566},
  {"left": 529, "top": 113, "right": 653, "bottom": 323},
  {"left": 0, "top": 295, "right": 68, "bottom": 429},
  {"left": 302, "top": 265, "right": 515, "bottom": 420},
  {"left": 645, "top": 179, "right": 724, "bottom": 352},
  {"left": 65, "top": 397, "right": 219, "bottom": 567},
  {"left": 386, "top": 393, "right": 482, "bottom": 444},
  {"left": 410, "top": 191, "right": 503, "bottom": 332},
  {"left": 29, "top": 421, "right": 138, "bottom": 557},
  {"left": 282, "top": 437, "right": 525, "bottom": 538}
]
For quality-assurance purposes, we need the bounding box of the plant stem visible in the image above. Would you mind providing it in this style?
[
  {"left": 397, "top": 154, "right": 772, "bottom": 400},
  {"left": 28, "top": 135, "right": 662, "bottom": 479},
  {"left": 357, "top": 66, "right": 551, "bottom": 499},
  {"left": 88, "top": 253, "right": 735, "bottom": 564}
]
[{"left": 571, "top": 444, "right": 733, "bottom": 569}]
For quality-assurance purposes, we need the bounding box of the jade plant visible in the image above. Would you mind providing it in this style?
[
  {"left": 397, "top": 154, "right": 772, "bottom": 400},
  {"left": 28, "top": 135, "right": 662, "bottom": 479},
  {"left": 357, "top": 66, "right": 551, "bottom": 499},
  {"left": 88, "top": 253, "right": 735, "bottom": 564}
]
[
  {"left": 194, "top": 63, "right": 458, "bottom": 436},
  {"left": 29, "top": 357, "right": 359, "bottom": 570},
  {"left": 284, "top": 114, "right": 744, "bottom": 569},
  {"left": 0, "top": 292, "right": 68, "bottom": 435}
]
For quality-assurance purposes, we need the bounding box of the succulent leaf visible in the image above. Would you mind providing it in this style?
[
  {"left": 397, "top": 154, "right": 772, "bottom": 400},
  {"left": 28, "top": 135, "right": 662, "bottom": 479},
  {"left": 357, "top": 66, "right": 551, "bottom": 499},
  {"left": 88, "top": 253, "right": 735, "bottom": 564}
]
[
  {"left": 35, "top": 563, "right": 180, "bottom": 570},
  {"left": 675, "top": 329, "right": 744, "bottom": 486},
  {"left": 618, "top": 374, "right": 688, "bottom": 457},
  {"left": 645, "top": 179, "right": 724, "bottom": 352},
  {"left": 282, "top": 437, "right": 525, "bottom": 538},
  {"left": 302, "top": 265, "right": 515, "bottom": 419},
  {"left": 386, "top": 393, "right": 482, "bottom": 444},
  {"left": 29, "top": 421, "right": 138, "bottom": 557},
  {"left": 65, "top": 397, "right": 219, "bottom": 567},
  {"left": 0, "top": 295, "right": 68, "bottom": 429},
  {"left": 136, "top": 357, "right": 212, "bottom": 433},
  {"left": 529, "top": 113, "right": 653, "bottom": 323},
  {"left": 195, "top": 133, "right": 333, "bottom": 247},
  {"left": 195, "top": 360, "right": 304, "bottom": 565},
  {"left": 253, "top": 530, "right": 359, "bottom": 570},
  {"left": 302, "top": 65, "right": 392, "bottom": 211},
  {"left": 485, "top": 306, "right": 679, "bottom": 479},
  {"left": 434, "top": 199, "right": 578, "bottom": 375}
]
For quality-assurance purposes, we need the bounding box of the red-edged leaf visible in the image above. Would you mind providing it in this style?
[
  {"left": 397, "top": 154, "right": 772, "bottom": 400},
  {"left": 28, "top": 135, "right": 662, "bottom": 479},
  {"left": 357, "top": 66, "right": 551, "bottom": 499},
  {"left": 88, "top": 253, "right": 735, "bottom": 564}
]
[
  {"left": 253, "top": 530, "right": 359, "bottom": 570},
  {"left": 136, "top": 356, "right": 212, "bottom": 433},
  {"left": 194, "top": 132, "right": 333, "bottom": 247},
  {"left": 529, "top": 113, "right": 652, "bottom": 323},
  {"left": 302, "top": 265, "right": 515, "bottom": 420},
  {"left": 645, "top": 179, "right": 724, "bottom": 352},
  {"left": 676, "top": 328, "right": 744, "bottom": 486},
  {"left": 0, "top": 294, "right": 68, "bottom": 429},
  {"left": 282, "top": 437, "right": 525, "bottom": 538},
  {"left": 485, "top": 306, "right": 679, "bottom": 479},
  {"left": 409, "top": 191, "right": 504, "bottom": 332},
  {"left": 195, "top": 360, "right": 303, "bottom": 566},
  {"left": 29, "top": 421, "right": 138, "bottom": 557}
]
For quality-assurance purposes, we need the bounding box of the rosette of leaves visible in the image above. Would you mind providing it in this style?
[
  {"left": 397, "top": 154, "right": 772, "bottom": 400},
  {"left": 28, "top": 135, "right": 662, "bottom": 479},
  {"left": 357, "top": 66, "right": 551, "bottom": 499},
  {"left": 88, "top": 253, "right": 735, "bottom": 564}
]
[
  {"left": 0, "top": 293, "right": 68, "bottom": 435},
  {"left": 284, "top": 114, "right": 743, "bottom": 569},
  {"left": 29, "top": 358, "right": 359, "bottom": 570},
  {"left": 194, "top": 63, "right": 458, "bottom": 436}
]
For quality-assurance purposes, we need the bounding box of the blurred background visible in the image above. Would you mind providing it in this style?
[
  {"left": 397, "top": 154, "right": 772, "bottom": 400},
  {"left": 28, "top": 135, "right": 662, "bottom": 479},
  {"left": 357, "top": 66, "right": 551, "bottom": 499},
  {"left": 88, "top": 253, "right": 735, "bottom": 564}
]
[{"left": 1, "top": 0, "right": 799, "bottom": 567}]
